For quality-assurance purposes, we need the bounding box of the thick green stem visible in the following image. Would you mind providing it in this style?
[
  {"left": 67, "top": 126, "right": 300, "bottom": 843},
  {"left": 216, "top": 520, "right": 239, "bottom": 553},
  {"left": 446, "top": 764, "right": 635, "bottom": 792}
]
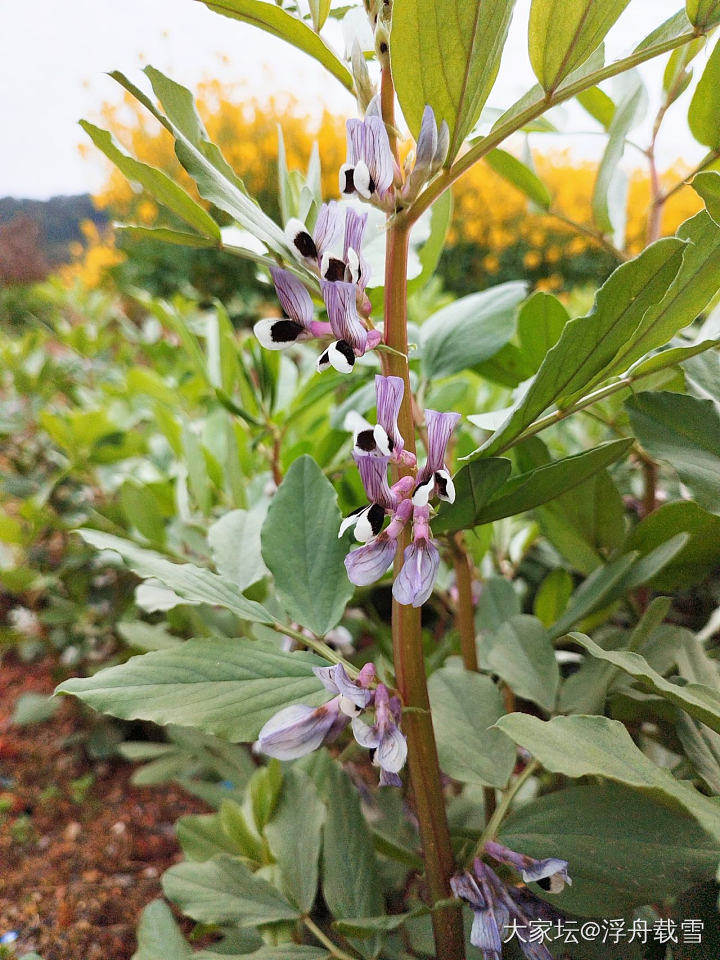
[{"left": 382, "top": 224, "right": 466, "bottom": 959}]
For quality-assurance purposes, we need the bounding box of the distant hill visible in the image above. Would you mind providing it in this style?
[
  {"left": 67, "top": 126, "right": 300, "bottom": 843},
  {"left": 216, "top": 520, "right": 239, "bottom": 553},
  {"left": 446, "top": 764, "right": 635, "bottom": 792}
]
[{"left": 0, "top": 195, "right": 107, "bottom": 265}]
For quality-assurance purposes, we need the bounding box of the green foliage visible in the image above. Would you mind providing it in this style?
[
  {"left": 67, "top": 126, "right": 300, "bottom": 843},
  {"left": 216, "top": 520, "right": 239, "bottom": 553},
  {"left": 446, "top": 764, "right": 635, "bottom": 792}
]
[{"left": 391, "top": 0, "right": 516, "bottom": 157}]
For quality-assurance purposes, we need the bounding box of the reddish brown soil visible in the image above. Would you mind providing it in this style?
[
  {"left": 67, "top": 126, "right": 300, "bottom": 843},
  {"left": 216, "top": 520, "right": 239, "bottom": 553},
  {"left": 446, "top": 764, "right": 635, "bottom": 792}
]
[{"left": 0, "top": 655, "right": 209, "bottom": 960}]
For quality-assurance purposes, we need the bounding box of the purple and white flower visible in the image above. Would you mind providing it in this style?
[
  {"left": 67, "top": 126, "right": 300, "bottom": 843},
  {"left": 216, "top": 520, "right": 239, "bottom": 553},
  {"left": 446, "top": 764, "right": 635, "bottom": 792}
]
[
  {"left": 412, "top": 409, "right": 461, "bottom": 506},
  {"left": 256, "top": 662, "right": 374, "bottom": 759},
  {"left": 403, "top": 106, "right": 450, "bottom": 200},
  {"left": 345, "top": 375, "right": 416, "bottom": 467},
  {"left": 352, "top": 683, "right": 407, "bottom": 786},
  {"left": 285, "top": 201, "right": 344, "bottom": 268},
  {"left": 450, "top": 868, "right": 507, "bottom": 960},
  {"left": 254, "top": 266, "right": 331, "bottom": 350},
  {"left": 392, "top": 503, "right": 441, "bottom": 608},
  {"left": 317, "top": 279, "right": 381, "bottom": 374},
  {"left": 340, "top": 112, "right": 396, "bottom": 207},
  {"left": 484, "top": 840, "right": 572, "bottom": 894},
  {"left": 320, "top": 207, "right": 371, "bottom": 292}
]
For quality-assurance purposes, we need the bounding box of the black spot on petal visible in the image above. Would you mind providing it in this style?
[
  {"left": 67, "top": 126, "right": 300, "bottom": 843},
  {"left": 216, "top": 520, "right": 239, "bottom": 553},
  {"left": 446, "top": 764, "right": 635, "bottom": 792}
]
[
  {"left": 323, "top": 257, "right": 347, "bottom": 282},
  {"left": 343, "top": 168, "right": 356, "bottom": 194},
  {"left": 367, "top": 503, "right": 385, "bottom": 536},
  {"left": 386, "top": 436, "right": 394, "bottom": 451},
  {"left": 434, "top": 471, "right": 448, "bottom": 498},
  {"left": 293, "top": 231, "right": 318, "bottom": 259},
  {"left": 536, "top": 877, "right": 552, "bottom": 891},
  {"left": 356, "top": 429, "right": 377, "bottom": 452},
  {"left": 271, "top": 319, "right": 305, "bottom": 343},
  {"left": 367, "top": 174, "right": 376, "bottom": 194},
  {"left": 379, "top": 41, "right": 388, "bottom": 54},
  {"left": 336, "top": 340, "right": 356, "bottom": 366}
]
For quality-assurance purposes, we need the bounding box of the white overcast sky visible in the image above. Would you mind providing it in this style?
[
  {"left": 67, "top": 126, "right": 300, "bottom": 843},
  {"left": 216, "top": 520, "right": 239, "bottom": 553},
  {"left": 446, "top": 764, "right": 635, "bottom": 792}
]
[{"left": 0, "top": 0, "right": 712, "bottom": 199}]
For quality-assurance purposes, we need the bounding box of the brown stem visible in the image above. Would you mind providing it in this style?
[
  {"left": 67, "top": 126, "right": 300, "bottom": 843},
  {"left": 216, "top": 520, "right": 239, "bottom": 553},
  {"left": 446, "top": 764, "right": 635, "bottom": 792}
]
[
  {"left": 382, "top": 223, "right": 466, "bottom": 959},
  {"left": 450, "top": 533, "right": 478, "bottom": 673}
]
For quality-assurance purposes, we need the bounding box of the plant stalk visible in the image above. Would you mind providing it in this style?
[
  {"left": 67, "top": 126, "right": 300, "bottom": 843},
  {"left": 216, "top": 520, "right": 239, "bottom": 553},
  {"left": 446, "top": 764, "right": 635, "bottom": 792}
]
[
  {"left": 450, "top": 533, "right": 478, "bottom": 673},
  {"left": 382, "top": 223, "right": 466, "bottom": 959}
]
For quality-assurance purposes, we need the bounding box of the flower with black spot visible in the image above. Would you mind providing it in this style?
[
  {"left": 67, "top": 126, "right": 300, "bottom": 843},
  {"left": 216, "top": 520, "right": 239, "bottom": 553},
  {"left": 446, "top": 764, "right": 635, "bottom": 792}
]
[
  {"left": 339, "top": 107, "right": 396, "bottom": 208},
  {"left": 253, "top": 266, "right": 331, "bottom": 351},
  {"left": 317, "top": 279, "right": 381, "bottom": 374},
  {"left": 285, "top": 200, "right": 344, "bottom": 268},
  {"left": 412, "top": 409, "right": 461, "bottom": 507}
]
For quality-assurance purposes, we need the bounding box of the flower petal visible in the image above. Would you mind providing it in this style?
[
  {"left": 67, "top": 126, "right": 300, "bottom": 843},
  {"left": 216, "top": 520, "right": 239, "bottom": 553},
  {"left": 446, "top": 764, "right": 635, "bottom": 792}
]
[
  {"left": 392, "top": 540, "right": 440, "bottom": 607},
  {"left": 345, "top": 536, "right": 397, "bottom": 586},
  {"left": 270, "top": 266, "right": 313, "bottom": 328},
  {"left": 257, "top": 702, "right": 337, "bottom": 760}
]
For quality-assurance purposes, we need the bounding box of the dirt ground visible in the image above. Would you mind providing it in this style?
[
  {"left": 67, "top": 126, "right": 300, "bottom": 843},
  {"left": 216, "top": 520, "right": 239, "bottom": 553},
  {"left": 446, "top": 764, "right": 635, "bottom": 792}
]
[{"left": 0, "top": 654, "right": 209, "bottom": 960}]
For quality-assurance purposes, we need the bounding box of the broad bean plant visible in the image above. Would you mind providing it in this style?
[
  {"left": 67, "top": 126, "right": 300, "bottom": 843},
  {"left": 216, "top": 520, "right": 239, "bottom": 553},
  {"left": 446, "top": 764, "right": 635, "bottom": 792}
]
[{"left": 59, "top": 1, "right": 720, "bottom": 958}]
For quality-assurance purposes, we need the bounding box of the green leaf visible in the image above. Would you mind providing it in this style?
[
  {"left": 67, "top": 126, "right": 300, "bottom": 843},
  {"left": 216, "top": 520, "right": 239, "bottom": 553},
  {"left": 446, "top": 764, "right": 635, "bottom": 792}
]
[
  {"left": 626, "top": 391, "right": 720, "bottom": 515},
  {"left": 118, "top": 225, "right": 218, "bottom": 248},
  {"left": 261, "top": 456, "right": 353, "bottom": 635},
  {"left": 516, "top": 292, "right": 569, "bottom": 372},
  {"left": 470, "top": 439, "right": 632, "bottom": 524},
  {"left": 576, "top": 85, "right": 615, "bottom": 128},
  {"left": 604, "top": 211, "right": 720, "bottom": 375},
  {"left": 533, "top": 569, "right": 573, "bottom": 627},
  {"left": 77, "top": 530, "right": 273, "bottom": 624},
  {"left": 484, "top": 149, "right": 551, "bottom": 208},
  {"left": 624, "top": 501, "right": 720, "bottom": 590},
  {"left": 625, "top": 337, "right": 720, "bottom": 379},
  {"left": 177, "top": 811, "right": 250, "bottom": 861},
  {"left": 421, "top": 282, "right": 525, "bottom": 380},
  {"left": 333, "top": 909, "right": 428, "bottom": 938},
  {"left": 476, "top": 238, "right": 685, "bottom": 456},
  {"left": 495, "top": 713, "right": 720, "bottom": 840},
  {"left": 592, "top": 75, "right": 644, "bottom": 235},
  {"left": 79, "top": 121, "right": 221, "bottom": 240},
  {"left": 56, "top": 639, "right": 328, "bottom": 741},
  {"left": 500, "top": 785, "right": 720, "bottom": 916},
  {"left": 432, "top": 458, "right": 511, "bottom": 535},
  {"left": 548, "top": 552, "right": 636, "bottom": 640},
  {"left": 476, "top": 575, "right": 521, "bottom": 634},
  {"left": 123, "top": 67, "right": 303, "bottom": 269},
  {"left": 11, "top": 693, "right": 60, "bottom": 727},
  {"left": 308, "top": 0, "right": 332, "bottom": 32},
  {"left": 265, "top": 769, "right": 325, "bottom": 913},
  {"left": 528, "top": 0, "right": 631, "bottom": 92},
  {"left": 120, "top": 481, "right": 166, "bottom": 546},
  {"left": 427, "top": 666, "right": 516, "bottom": 787},
  {"left": 195, "top": 0, "right": 352, "bottom": 91},
  {"left": 391, "top": 0, "right": 516, "bottom": 157},
  {"left": 692, "top": 170, "right": 720, "bottom": 225},
  {"left": 534, "top": 469, "right": 625, "bottom": 574},
  {"left": 686, "top": 0, "right": 720, "bottom": 29},
  {"left": 162, "top": 853, "right": 299, "bottom": 925},
  {"left": 322, "top": 761, "right": 384, "bottom": 958},
  {"left": 132, "top": 899, "right": 191, "bottom": 960},
  {"left": 485, "top": 615, "right": 560, "bottom": 712},
  {"left": 571, "top": 633, "right": 720, "bottom": 735},
  {"left": 689, "top": 32, "right": 720, "bottom": 148},
  {"left": 209, "top": 506, "right": 269, "bottom": 593}
]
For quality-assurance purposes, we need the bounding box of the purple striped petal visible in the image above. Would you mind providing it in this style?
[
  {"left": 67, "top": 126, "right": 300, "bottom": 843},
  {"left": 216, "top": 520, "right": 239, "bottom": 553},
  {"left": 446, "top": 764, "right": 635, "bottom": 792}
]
[
  {"left": 321, "top": 279, "right": 368, "bottom": 352},
  {"left": 419, "top": 409, "right": 461, "bottom": 481},
  {"left": 375, "top": 375, "right": 405, "bottom": 453},
  {"left": 270, "top": 266, "right": 313, "bottom": 329},
  {"left": 313, "top": 201, "right": 344, "bottom": 257},
  {"left": 345, "top": 535, "right": 397, "bottom": 586},
  {"left": 392, "top": 539, "right": 440, "bottom": 607},
  {"left": 355, "top": 453, "right": 393, "bottom": 507},
  {"left": 257, "top": 701, "right": 339, "bottom": 760}
]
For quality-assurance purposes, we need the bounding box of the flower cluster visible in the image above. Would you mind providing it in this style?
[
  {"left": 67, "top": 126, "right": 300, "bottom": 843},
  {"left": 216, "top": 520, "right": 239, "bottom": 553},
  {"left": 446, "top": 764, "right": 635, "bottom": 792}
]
[
  {"left": 256, "top": 662, "right": 407, "bottom": 786},
  {"left": 342, "top": 376, "right": 459, "bottom": 608},
  {"left": 451, "top": 844, "right": 571, "bottom": 960},
  {"left": 254, "top": 103, "right": 449, "bottom": 371}
]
